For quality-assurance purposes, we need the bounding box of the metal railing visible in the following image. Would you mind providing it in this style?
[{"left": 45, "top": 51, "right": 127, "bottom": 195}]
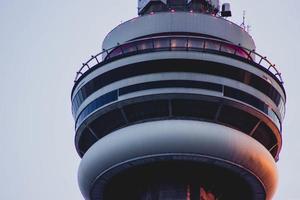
[{"left": 74, "top": 36, "right": 283, "bottom": 84}]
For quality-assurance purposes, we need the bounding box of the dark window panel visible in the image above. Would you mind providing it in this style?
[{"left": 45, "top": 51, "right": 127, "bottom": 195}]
[
  {"left": 218, "top": 105, "right": 259, "bottom": 134},
  {"left": 119, "top": 80, "right": 222, "bottom": 96},
  {"left": 122, "top": 43, "right": 138, "bottom": 55},
  {"left": 224, "top": 86, "right": 265, "bottom": 112},
  {"left": 78, "top": 129, "right": 97, "bottom": 154},
  {"left": 142, "top": 2, "right": 168, "bottom": 14},
  {"left": 123, "top": 100, "right": 169, "bottom": 122},
  {"left": 172, "top": 99, "right": 219, "bottom": 120},
  {"left": 89, "top": 109, "right": 126, "bottom": 138},
  {"left": 167, "top": 0, "right": 187, "bottom": 10},
  {"left": 252, "top": 122, "right": 277, "bottom": 152},
  {"left": 108, "top": 47, "right": 123, "bottom": 59}
]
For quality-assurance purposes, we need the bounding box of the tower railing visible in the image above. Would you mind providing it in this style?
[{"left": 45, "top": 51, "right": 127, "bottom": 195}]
[{"left": 74, "top": 36, "right": 283, "bottom": 85}]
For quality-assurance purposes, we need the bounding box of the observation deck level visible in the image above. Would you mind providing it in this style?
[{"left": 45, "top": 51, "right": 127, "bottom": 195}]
[
  {"left": 71, "top": 27, "right": 285, "bottom": 160},
  {"left": 72, "top": 2, "right": 286, "bottom": 200}
]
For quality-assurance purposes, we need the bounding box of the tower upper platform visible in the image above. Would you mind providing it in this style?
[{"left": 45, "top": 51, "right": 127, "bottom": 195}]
[
  {"left": 102, "top": 12, "right": 256, "bottom": 56},
  {"left": 138, "top": 0, "right": 220, "bottom": 15}
]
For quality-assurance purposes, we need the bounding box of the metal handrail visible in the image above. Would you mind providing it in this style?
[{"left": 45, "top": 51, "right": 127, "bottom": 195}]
[{"left": 74, "top": 36, "right": 284, "bottom": 84}]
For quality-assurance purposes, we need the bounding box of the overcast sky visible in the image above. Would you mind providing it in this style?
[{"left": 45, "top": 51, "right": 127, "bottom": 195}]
[{"left": 0, "top": 0, "right": 299, "bottom": 199}]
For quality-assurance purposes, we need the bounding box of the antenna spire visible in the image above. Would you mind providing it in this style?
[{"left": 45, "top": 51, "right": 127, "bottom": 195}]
[{"left": 241, "top": 10, "right": 246, "bottom": 29}]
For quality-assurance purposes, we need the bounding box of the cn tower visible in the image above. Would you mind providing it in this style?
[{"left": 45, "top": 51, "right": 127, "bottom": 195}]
[{"left": 71, "top": 1, "right": 286, "bottom": 199}]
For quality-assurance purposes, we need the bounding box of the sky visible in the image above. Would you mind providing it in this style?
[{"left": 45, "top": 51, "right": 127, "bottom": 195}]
[{"left": 0, "top": 0, "right": 299, "bottom": 199}]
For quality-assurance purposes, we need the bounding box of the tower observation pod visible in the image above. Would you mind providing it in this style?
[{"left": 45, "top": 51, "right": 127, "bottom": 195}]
[{"left": 71, "top": 0, "right": 286, "bottom": 199}]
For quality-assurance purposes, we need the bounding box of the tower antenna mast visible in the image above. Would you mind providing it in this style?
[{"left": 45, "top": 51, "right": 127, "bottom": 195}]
[{"left": 241, "top": 10, "right": 246, "bottom": 30}]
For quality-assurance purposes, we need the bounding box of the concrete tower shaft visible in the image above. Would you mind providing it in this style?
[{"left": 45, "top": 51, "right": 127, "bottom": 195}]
[{"left": 71, "top": 1, "right": 286, "bottom": 200}]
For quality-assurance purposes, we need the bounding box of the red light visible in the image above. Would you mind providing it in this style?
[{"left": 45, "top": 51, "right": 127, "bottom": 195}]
[
  {"left": 189, "top": 10, "right": 194, "bottom": 13},
  {"left": 171, "top": 9, "right": 175, "bottom": 13},
  {"left": 200, "top": 187, "right": 217, "bottom": 200},
  {"left": 186, "top": 185, "right": 191, "bottom": 200}
]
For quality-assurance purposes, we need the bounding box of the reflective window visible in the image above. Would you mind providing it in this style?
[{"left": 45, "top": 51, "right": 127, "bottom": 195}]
[
  {"left": 137, "top": 39, "right": 154, "bottom": 51},
  {"left": 278, "top": 99, "right": 285, "bottom": 118},
  {"left": 76, "top": 90, "right": 118, "bottom": 127},
  {"left": 218, "top": 105, "right": 259, "bottom": 134},
  {"left": 122, "top": 42, "right": 138, "bottom": 54},
  {"left": 77, "top": 90, "right": 84, "bottom": 105},
  {"left": 187, "top": 38, "right": 205, "bottom": 49},
  {"left": 205, "top": 40, "right": 221, "bottom": 51},
  {"left": 153, "top": 38, "right": 170, "bottom": 50},
  {"left": 235, "top": 47, "right": 250, "bottom": 58},
  {"left": 119, "top": 80, "right": 222, "bottom": 96},
  {"left": 268, "top": 108, "right": 281, "bottom": 130},
  {"left": 220, "top": 44, "right": 235, "bottom": 54},
  {"left": 107, "top": 47, "right": 123, "bottom": 59},
  {"left": 224, "top": 87, "right": 267, "bottom": 113},
  {"left": 171, "top": 37, "right": 187, "bottom": 50},
  {"left": 224, "top": 86, "right": 281, "bottom": 129}
]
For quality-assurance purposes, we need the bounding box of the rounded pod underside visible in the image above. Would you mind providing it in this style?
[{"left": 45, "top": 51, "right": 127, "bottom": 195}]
[{"left": 78, "top": 120, "right": 277, "bottom": 200}]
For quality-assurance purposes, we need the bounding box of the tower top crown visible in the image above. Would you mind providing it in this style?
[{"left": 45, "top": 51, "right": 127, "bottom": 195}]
[{"left": 138, "top": 0, "right": 220, "bottom": 15}]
